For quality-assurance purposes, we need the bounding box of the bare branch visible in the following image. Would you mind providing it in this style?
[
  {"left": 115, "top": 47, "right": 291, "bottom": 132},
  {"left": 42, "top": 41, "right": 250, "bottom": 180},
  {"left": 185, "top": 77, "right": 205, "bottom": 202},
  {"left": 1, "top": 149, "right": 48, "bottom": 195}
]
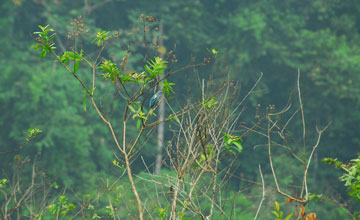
[{"left": 254, "top": 165, "right": 265, "bottom": 220}]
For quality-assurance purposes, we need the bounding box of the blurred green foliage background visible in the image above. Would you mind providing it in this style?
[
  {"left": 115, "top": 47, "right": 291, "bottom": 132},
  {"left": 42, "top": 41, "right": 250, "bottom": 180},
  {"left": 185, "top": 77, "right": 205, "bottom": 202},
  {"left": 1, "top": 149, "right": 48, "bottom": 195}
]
[{"left": 1, "top": 0, "right": 359, "bottom": 219}]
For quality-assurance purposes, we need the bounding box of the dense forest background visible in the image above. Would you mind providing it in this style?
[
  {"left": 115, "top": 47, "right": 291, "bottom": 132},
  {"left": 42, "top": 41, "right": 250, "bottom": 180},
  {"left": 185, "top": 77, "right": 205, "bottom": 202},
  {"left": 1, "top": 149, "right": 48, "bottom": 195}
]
[{"left": 1, "top": 0, "right": 359, "bottom": 219}]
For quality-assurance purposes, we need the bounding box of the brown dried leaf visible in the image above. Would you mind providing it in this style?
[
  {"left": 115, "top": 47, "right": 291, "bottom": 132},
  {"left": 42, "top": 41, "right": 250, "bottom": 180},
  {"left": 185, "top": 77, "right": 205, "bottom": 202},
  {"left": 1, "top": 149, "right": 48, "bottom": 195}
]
[
  {"left": 306, "top": 213, "right": 317, "bottom": 220},
  {"left": 285, "top": 198, "right": 293, "bottom": 204},
  {"left": 301, "top": 205, "right": 305, "bottom": 217}
]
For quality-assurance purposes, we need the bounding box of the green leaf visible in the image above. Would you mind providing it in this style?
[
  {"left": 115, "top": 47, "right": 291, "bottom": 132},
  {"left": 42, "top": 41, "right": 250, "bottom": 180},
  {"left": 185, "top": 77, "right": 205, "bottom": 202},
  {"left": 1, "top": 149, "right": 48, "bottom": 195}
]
[
  {"left": 272, "top": 211, "right": 279, "bottom": 217},
  {"left": 92, "top": 30, "right": 109, "bottom": 46},
  {"left": 128, "top": 105, "right": 135, "bottom": 112},
  {"left": 160, "top": 79, "right": 175, "bottom": 98},
  {"left": 48, "top": 204, "right": 57, "bottom": 214},
  {"left": 27, "top": 128, "right": 42, "bottom": 138},
  {"left": 40, "top": 50, "right": 46, "bottom": 59},
  {"left": 203, "top": 96, "right": 219, "bottom": 109},
  {"left": 233, "top": 142, "right": 243, "bottom": 152},
  {"left": 173, "top": 115, "right": 180, "bottom": 124},
  {"left": 211, "top": 48, "right": 219, "bottom": 55},
  {"left": 0, "top": 178, "right": 7, "bottom": 188},
  {"left": 308, "top": 192, "right": 322, "bottom": 201},
  {"left": 52, "top": 182, "right": 59, "bottom": 189},
  {"left": 275, "top": 201, "right": 280, "bottom": 212},
  {"left": 144, "top": 57, "right": 167, "bottom": 79},
  {"left": 99, "top": 59, "right": 120, "bottom": 81},
  {"left": 285, "top": 213, "right": 293, "bottom": 220},
  {"left": 137, "top": 119, "right": 141, "bottom": 129},
  {"left": 38, "top": 25, "right": 48, "bottom": 31},
  {"left": 223, "top": 132, "right": 243, "bottom": 155},
  {"left": 74, "top": 61, "right": 79, "bottom": 74},
  {"left": 168, "top": 114, "right": 180, "bottom": 124}
]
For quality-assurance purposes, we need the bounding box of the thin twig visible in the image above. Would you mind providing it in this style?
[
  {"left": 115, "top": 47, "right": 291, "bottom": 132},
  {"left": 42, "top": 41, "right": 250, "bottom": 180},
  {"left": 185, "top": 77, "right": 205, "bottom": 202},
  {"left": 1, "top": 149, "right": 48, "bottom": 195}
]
[
  {"left": 254, "top": 165, "right": 265, "bottom": 220},
  {"left": 267, "top": 116, "right": 280, "bottom": 192},
  {"left": 301, "top": 123, "right": 330, "bottom": 199}
]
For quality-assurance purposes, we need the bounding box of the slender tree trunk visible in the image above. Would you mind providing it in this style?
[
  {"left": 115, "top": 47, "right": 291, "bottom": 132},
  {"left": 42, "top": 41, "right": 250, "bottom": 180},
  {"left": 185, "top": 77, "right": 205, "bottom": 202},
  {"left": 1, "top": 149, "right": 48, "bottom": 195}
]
[
  {"left": 155, "top": 23, "right": 165, "bottom": 175},
  {"left": 125, "top": 153, "right": 144, "bottom": 220}
]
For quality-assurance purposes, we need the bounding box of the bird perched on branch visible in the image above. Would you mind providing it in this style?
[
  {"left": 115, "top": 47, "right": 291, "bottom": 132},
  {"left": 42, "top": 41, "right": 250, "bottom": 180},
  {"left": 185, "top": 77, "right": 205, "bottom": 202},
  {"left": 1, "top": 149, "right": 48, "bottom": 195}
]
[{"left": 149, "top": 90, "right": 163, "bottom": 108}]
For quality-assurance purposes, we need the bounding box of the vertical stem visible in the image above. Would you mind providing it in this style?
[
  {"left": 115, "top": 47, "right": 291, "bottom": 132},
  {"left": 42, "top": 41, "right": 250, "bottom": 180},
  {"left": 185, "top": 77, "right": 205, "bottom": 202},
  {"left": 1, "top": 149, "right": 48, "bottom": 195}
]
[
  {"left": 155, "top": 94, "right": 165, "bottom": 174},
  {"left": 298, "top": 70, "right": 307, "bottom": 199},
  {"left": 268, "top": 116, "right": 280, "bottom": 191},
  {"left": 254, "top": 165, "right": 265, "bottom": 220},
  {"left": 170, "top": 177, "right": 181, "bottom": 220},
  {"left": 155, "top": 22, "right": 165, "bottom": 174},
  {"left": 123, "top": 116, "right": 143, "bottom": 219},
  {"left": 125, "top": 152, "right": 144, "bottom": 220}
]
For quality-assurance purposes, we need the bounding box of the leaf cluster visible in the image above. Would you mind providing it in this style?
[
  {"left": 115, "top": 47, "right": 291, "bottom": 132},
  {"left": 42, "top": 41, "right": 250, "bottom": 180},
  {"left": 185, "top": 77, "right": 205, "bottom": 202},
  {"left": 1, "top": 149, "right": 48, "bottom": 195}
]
[
  {"left": 33, "top": 25, "right": 56, "bottom": 59},
  {"left": 271, "top": 201, "right": 293, "bottom": 220},
  {"left": 223, "top": 132, "right": 243, "bottom": 155},
  {"left": 47, "top": 195, "right": 76, "bottom": 216},
  {"left": 323, "top": 156, "right": 360, "bottom": 203}
]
